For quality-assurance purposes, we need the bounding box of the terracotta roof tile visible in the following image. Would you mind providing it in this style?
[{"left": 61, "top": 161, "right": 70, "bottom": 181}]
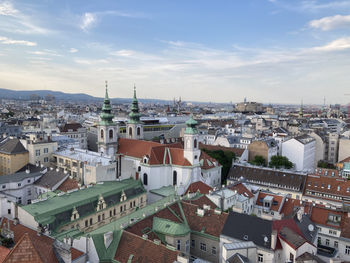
[
  {"left": 59, "top": 123, "right": 83, "bottom": 132},
  {"left": 199, "top": 151, "right": 220, "bottom": 170},
  {"left": 310, "top": 206, "right": 342, "bottom": 229},
  {"left": 0, "top": 246, "right": 10, "bottom": 263},
  {"left": 182, "top": 195, "right": 217, "bottom": 208},
  {"left": 0, "top": 218, "right": 84, "bottom": 263},
  {"left": 56, "top": 177, "right": 80, "bottom": 192},
  {"left": 114, "top": 231, "right": 179, "bottom": 263},
  {"left": 227, "top": 183, "right": 254, "bottom": 198},
  {"left": 305, "top": 175, "right": 350, "bottom": 198},
  {"left": 117, "top": 138, "right": 162, "bottom": 159},
  {"left": 256, "top": 192, "right": 284, "bottom": 212},
  {"left": 185, "top": 181, "right": 213, "bottom": 195}
]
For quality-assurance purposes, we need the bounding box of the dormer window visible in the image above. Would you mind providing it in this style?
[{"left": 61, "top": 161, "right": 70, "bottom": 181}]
[{"left": 337, "top": 186, "right": 340, "bottom": 191}]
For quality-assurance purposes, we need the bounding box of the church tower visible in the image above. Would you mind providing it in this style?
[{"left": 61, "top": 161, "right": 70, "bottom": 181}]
[
  {"left": 98, "top": 81, "right": 118, "bottom": 156},
  {"left": 183, "top": 115, "right": 201, "bottom": 165},
  {"left": 126, "top": 86, "right": 144, "bottom": 140}
]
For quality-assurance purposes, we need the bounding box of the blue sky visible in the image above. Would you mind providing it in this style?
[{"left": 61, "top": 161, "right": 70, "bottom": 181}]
[{"left": 1, "top": 0, "right": 350, "bottom": 104}]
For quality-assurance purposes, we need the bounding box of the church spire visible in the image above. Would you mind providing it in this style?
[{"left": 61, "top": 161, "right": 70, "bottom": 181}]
[
  {"left": 100, "top": 81, "right": 114, "bottom": 125},
  {"left": 129, "top": 85, "right": 141, "bottom": 124}
]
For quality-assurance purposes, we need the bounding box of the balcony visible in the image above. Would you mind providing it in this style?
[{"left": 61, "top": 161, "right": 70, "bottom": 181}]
[{"left": 317, "top": 245, "right": 337, "bottom": 258}]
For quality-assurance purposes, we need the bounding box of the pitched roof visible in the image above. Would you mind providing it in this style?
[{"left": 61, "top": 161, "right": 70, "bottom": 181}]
[
  {"left": 256, "top": 192, "right": 284, "bottom": 212},
  {"left": 34, "top": 170, "right": 68, "bottom": 190},
  {"left": 200, "top": 151, "right": 220, "bottom": 170},
  {"left": 222, "top": 211, "right": 272, "bottom": 249},
  {"left": 117, "top": 138, "right": 163, "bottom": 159},
  {"left": 310, "top": 206, "right": 342, "bottom": 229},
  {"left": 56, "top": 177, "right": 80, "bottom": 192},
  {"left": 59, "top": 123, "right": 83, "bottom": 132},
  {"left": 305, "top": 175, "right": 350, "bottom": 199},
  {"left": 0, "top": 246, "right": 10, "bottom": 263},
  {"left": 228, "top": 164, "right": 307, "bottom": 192},
  {"left": 199, "top": 143, "right": 245, "bottom": 157},
  {"left": 185, "top": 181, "right": 213, "bottom": 195},
  {"left": 0, "top": 138, "right": 27, "bottom": 155},
  {"left": 182, "top": 195, "right": 218, "bottom": 208},
  {"left": 227, "top": 182, "right": 254, "bottom": 198},
  {"left": 0, "top": 218, "right": 83, "bottom": 263},
  {"left": 114, "top": 231, "right": 179, "bottom": 263}
]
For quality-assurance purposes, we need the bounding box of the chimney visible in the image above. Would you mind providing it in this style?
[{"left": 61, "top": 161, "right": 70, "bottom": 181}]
[
  {"left": 297, "top": 206, "right": 304, "bottom": 222},
  {"left": 271, "top": 230, "right": 277, "bottom": 249}
]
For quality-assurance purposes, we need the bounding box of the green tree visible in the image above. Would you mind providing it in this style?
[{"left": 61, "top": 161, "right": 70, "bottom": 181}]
[
  {"left": 269, "top": 155, "right": 293, "bottom": 169},
  {"left": 201, "top": 148, "right": 236, "bottom": 184},
  {"left": 249, "top": 155, "right": 266, "bottom": 167}
]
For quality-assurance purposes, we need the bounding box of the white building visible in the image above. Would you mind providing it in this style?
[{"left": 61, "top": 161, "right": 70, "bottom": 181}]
[
  {"left": 59, "top": 123, "right": 87, "bottom": 149},
  {"left": 282, "top": 135, "right": 316, "bottom": 172}
]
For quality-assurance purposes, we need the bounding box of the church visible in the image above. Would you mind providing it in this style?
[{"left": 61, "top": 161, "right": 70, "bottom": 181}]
[{"left": 97, "top": 83, "right": 222, "bottom": 195}]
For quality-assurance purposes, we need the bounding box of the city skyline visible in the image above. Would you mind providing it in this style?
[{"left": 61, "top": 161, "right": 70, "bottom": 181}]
[{"left": 1, "top": 0, "right": 350, "bottom": 104}]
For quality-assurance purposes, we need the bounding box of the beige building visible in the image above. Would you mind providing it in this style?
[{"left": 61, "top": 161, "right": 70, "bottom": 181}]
[
  {"left": 248, "top": 139, "right": 278, "bottom": 165},
  {"left": 20, "top": 132, "right": 58, "bottom": 167},
  {"left": 0, "top": 138, "right": 29, "bottom": 176},
  {"left": 338, "top": 136, "right": 350, "bottom": 162},
  {"left": 328, "top": 133, "right": 339, "bottom": 164},
  {"left": 309, "top": 131, "right": 326, "bottom": 167}
]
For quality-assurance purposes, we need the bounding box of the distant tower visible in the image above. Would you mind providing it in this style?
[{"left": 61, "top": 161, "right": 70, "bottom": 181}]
[
  {"left": 183, "top": 115, "right": 201, "bottom": 165},
  {"left": 98, "top": 81, "right": 118, "bottom": 156},
  {"left": 299, "top": 99, "right": 303, "bottom": 118},
  {"left": 126, "top": 86, "right": 144, "bottom": 140}
]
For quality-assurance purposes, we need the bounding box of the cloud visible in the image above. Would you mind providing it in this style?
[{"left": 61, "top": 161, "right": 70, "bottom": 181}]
[
  {"left": 27, "top": 50, "right": 61, "bottom": 56},
  {"left": 309, "top": 14, "right": 350, "bottom": 31},
  {"left": 0, "top": 1, "right": 18, "bottom": 16},
  {"left": 80, "top": 12, "right": 97, "bottom": 31},
  {"left": 0, "top": 36, "right": 36, "bottom": 46},
  {"left": 69, "top": 48, "right": 78, "bottom": 53},
  {"left": 313, "top": 37, "right": 350, "bottom": 51}
]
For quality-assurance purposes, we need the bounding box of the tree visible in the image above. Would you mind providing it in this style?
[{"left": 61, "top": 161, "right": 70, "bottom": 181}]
[
  {"left": 269, "top": 155, "right": 293, "bottom": 169},
  {"left": 317, "top": 160, "right": 336, "bottom": 169},
  {"left": 249, "top": 155, "right": 266, "bottom": 167},
  {"left": 201, "top": 148, "right": 236, "bottom": 184}
]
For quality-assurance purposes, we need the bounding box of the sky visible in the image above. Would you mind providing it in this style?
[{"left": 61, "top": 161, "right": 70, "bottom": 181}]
[{"left": 0, "top": 0, "right": 350, "bottom": 104}]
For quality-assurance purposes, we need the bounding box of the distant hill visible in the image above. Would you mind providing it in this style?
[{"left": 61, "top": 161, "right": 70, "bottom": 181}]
[{"left": 0, "top": 88, "right": 172, "bottom": 104}]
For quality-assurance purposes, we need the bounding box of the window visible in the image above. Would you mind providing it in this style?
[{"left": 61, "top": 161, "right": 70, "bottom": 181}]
[
  {"left": 98, "top": 215, "right": 101, "bottom": 222},
  {"left": 346, "top": 246, "right": 350, "bottom": 255},
  {"left": 28, "top": 189, "right": 31, "bottom": 195},
  {"left": 258, "top": 254, "right": 263, "bottom": 262},
  {"left": 35, "top": 149, "right": 40, "bottom": 156},
  {"left": 27, "top": 200, "right": 31, "bottom": 204},
  {"left": 120, "top": 206, "right": 123, "bottom": 213},
  {"left": 18, "top": 197, "right": 22, "bottom": 204},
  {"left": 130, "top": 201, "right": 132, "bottom": 208},
  {"left": 212, "top": 246, "right": 216, "bottom": 255},
  {"left": 337, "top": 186, "right": 340, "bottom": 191},
  {"left": 317, "top": 237, "right": 321, "bottom": 244},
  {"left": 334, "top": 241, "right": 338, "bottom": 248},
  {"left": 109, "top": 129, "right": 113, "bottom": 139},
  {"left": 100, "top": 129, "right": 104, "bottom": 139},
  {"left": 326, "top": 239, "right": 330, "bottom": 246},
  {"left": 173, "top": 171, "right": 177, "bottom": 186},
  {"left": 191, "top": 239, "right": 195, "bottom": 248},
  {"left": 7, "top": 209, "right": 10, "bottom": 215},
  {"left": 194, "top": 139, "right": 197, "bottom": 148},
  {"left": 177, "top": 240, "right": 181, "bottom": 250},
  {"left": 137, "top": 127, "right": 141, "bottom": 136},
  {"left": 90, "top": 218, "right": 93, "bottom": 225},
  {"left": 200, "top": 242, "right": 206, "bottom": 252},
  {"left": 133, "top": 200, "right": 136, "bottom": 207},
  {"left": 138, "top": 166, "right": 141, "bottom": 172},
  {"left": 18, "top": 183, "right": 21, "bottom": 187},
  {"left": 2, "top": 185, "right": 5, "bottom": 189},
  {"left": 143, "top": 173, "right": 148, "bottom": 185},
  {"left": 129, "top": 127, "right": 132, "bottom": 136},
  {"left": 290, "top": 253, "right": 294, "bottom": 262},
  {"left": 44, "top": 148, "right": 48, "bottom": 153},
  {"left": 113, "top": 208, "right": 116, "bottom": 215},
  {"left": 27, "top": 179, "right": 31, "bottom": 183},
  {"left": 85, "top": 220, "right": 88, "bottom": 227},
  {"left": 185, "top": 240, "right": 189, "bottom": 253},
  {"left": 44, "top": 157, "right": 49, "bottom": 163},
  {"left": 102, "top": 214, "right": 105, "bottom": 220},
  {"left": 110, "top": 210, "right": 112, "bottom": 217}
]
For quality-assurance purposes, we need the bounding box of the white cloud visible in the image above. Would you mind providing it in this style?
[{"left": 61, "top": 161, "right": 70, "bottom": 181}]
[
  {"left": 0, "top": 1, "right": 18, "bottom": 16},
  {"left": 313, "top": 37, "right": 350, "bottom": 51},
  {"left": 80, "top": 12, "right": 97, "bottom": 31},
  {"left": 69, "top": 48, "right": 78, "bottom": 53},
  {"left": 309, "top": 14, "right": 350, "bottom": 31},
  {"left": 27, "top": 50, "right": 61, "bottom": 56},
  {"left": 0, "top": 36, "right": 36, "bottom": 46}
]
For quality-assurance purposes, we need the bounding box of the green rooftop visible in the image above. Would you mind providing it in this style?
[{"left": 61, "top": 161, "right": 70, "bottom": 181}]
[
  {"left": 153, "top": 217, "right": 190, "bottom": 236},
  {"left": 22, "top": 179, "right": 144, "bottom": 225},
  {"left": 149, "top": 186, "right": 175, "bottom": 197}
]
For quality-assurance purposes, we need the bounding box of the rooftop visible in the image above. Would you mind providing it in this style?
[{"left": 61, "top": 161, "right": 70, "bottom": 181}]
[{"left": 0, "top": 138, "right": 27, "bottom": 155}]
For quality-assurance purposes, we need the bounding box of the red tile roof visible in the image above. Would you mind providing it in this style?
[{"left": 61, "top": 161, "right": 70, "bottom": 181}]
[
  {"left": 0, "top": 218, "right": 84, "bottom": 263},
  {"left": 305, "top": 175, "right": 350, "bottom": 198},
  {"left": 310, "top": 206, "right": 342, "bottom": 229},
  {"left": 182, "top": 195, "right": 217, "bottom": 208},
  {"left": 200, "top": 151, "right": 220, "bottom": 170},
  {"left": 256, "top": 192, "right": 284, "bottom": 212},
  {"left": 117, "top": 138, "right": 163, "bottom": 159},
  {"left": 0, "top": 246, "right": 10, "bottom": 263},
  {"left": 57, "top": 178, "right": 80, "bottom": 192},
  {"left": 313, "top": 168, "right": 340, "bottom": 177},
  {"left": 280, "top": 198, "right": 312, "bottom": 218},
  {"left": 114, "top": 231, "right": 179, "bottom": 263},
  {"left": 185, "top": 181, "right": 213, "bottom": 195},
  {"left": 227, "top": 183, "right": 254, "bottom": 198},
  {"left": 59, "top": 123, "right": 83, "bottom": 132},
  {"left": 339, "top": 156, "right": 350, "bottom": 163}
]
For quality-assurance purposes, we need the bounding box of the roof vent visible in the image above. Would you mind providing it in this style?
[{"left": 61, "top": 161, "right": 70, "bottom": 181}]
[
  {"left": 243, "top": 235, "right": 248, "bottom": 241},
  {"left": 153, "top": 239, "right": 161, "bottom": 245},
  {"left": 197, "top": 208, "right": 205, "bottom": 217},
  {"left": 142, "top": 234, "right": 148, "bottom": 240},
  {"left": 203, "top": 204, "right": 211, "bottom": 211},
  {"left": 25, "top": 169, "right": 30, "bottom": 174},
  {"left": 214, "top": 209, "right": 221, "bottom": 215}
]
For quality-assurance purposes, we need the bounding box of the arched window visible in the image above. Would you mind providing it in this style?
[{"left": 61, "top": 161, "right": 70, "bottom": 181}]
[
  {"left": 173, "top": 171, "right": 177, "bottom": 186},
  {"left": 138, "top": 166, "right": 141, "bottom": 172},
  {"left": 100, "top": 129, "right": 104, "bottom": 139},
  {"left": 143, "top": 173, "right": 148, "bottom": 185},
  {"left": 109, "top": 129, "right": 113, "bottom": 139},
  {"left": 194, "top": 139, "right": 197, "bottom": 148},
  {"left": 137, "top": 127, "right": 141, "bottom": 136},
  {"left": 129, "top": 127, "right": 132, "bottom": 136}
]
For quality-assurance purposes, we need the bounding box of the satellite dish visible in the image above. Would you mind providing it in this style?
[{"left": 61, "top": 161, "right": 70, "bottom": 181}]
[
  {"left": 264, "top": 236, "right": 268, "bottom": 243},
  {"left": 308, "top": 224, "right": 315, "bottom": 232}
]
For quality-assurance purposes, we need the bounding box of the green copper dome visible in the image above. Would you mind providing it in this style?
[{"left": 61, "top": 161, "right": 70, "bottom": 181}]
[
  {"left": 99, "top": 81, "right": 115, "bottom": 126},
  {"left": 185, "top": 114, "right": 198, "bottom": 134},
  {"left": 128, "top": 86, "right": 141, "bottom": 124}
]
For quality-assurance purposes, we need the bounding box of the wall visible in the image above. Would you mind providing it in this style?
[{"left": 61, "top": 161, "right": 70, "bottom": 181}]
[
  {"left": 0, "top": 152, "right": 29, "bottom": 176},
  {"left": 338, "top": 137, "right": 350, "bottom": 163},
  {"left": 190, "top": 233, "right": 220, "bottom": 263},
  {"left": 248, "top": 141, "right": 268, "bottom": 164}
]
